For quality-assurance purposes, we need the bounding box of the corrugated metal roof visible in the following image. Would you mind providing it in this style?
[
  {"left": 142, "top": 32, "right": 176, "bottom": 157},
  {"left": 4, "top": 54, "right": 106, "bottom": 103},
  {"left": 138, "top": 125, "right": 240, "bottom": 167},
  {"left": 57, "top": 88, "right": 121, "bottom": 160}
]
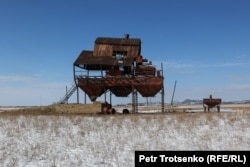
[{"left": 95, "top": 37, "right": 141, "bottom": 46}]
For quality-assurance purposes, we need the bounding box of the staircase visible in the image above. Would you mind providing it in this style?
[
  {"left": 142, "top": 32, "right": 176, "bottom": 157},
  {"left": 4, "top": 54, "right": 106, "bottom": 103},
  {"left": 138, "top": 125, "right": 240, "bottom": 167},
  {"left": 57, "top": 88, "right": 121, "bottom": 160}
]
[{"left": 58, "top": 82, "right": 77, "bottom": 104}]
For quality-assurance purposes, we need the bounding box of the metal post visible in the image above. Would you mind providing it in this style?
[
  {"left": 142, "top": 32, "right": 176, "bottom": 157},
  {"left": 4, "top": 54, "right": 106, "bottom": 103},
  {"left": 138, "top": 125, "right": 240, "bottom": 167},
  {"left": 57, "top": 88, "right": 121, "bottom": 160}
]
[
  {"left": 84, "top": 92, "right": 86, "bottom": 104},
  {"left": 76, "top": 86, "right": 79, "bottom": 104},
  {"left": 161, "top": 63, "right": 164, "bottom": 112},
  {"left": 66, "top": 85, "right": 68, "bottom": 104},
  {"left": 217, "top": 105, "right": 220, "bottom": 112},
  {"left": 104, "top": 91, "right": 106, "bottom": 102},
  {"left": 132, "top": 89, "right": 138, "bottom": 113},
  {"left": 110, "top": 91, "right": 112, "bottom": 105},
  {"left": 171, "top": 80, "right": 177, "bottom": 106},
  {"left": 161, "top": 87, "right": 164, "bottom": 112},
  {"left": 136, "top": 90, "right": 138, "bottom": 112},
  {"left": 132, "top": 89, "right": 135, "bottom": 113}
]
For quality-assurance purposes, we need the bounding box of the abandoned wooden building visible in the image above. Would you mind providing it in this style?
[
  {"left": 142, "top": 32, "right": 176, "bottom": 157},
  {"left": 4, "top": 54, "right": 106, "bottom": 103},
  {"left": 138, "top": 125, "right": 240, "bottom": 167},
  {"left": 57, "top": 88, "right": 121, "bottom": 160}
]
[{"left": 70, "top": 34, "right": 164, "bottom": 112}]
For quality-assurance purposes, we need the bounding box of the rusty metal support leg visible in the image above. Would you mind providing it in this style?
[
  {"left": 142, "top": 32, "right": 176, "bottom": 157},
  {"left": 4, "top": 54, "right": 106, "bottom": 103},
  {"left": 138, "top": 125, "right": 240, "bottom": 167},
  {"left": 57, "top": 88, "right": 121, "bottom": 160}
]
[
  {"left": 161, "top": 63, "right": 165, "bottom": 112},
  {"left": 132, "top": 90, "right": 135, "bottom": 113},
  {"left": 204, "top": 105, "right": 206, "bottom": 112},
  {"left": 161, "top": 87, "right": 164, "bottom": 112},
  {"left": 104, "top": 90, "right": 106, "bottom": 102},
  {"left": 84, "top": 92, "right": 86, "bottom": 104},
  {"left": 77, "top": 86, "right": 79, "bottom": 104},
  {"left": 132, "top": 89, "right": 138, "bottom": 113},
  {"left": 110, "top": 91, "right": 112, "bottom": 105},
  {"left": 217, "top": 105, "right": 220, "bottom": 112},
  {"left": 136, "top": 91, "right": 138, "bottom": 113}
]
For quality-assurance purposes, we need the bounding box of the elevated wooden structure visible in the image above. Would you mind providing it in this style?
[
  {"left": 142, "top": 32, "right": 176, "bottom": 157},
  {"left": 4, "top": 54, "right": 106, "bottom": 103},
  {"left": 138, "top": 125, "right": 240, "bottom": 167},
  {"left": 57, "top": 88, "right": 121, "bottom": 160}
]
[{"left": 73, "top": 34, "right": 164, "bottom": 112}]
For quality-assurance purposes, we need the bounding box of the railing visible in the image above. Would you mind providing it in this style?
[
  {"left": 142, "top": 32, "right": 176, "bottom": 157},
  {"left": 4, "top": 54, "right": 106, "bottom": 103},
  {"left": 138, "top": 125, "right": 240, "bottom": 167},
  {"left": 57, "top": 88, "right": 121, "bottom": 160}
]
[{"left": 58, "top": 82, "right": 77, "bottom": 104}]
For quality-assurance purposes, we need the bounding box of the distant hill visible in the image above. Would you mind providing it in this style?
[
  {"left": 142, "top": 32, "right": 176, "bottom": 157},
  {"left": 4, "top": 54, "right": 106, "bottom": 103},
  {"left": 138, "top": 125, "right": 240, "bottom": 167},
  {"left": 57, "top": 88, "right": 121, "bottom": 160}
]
[{"left": 123, "top": 99, "right": 250, "bottom": 106}]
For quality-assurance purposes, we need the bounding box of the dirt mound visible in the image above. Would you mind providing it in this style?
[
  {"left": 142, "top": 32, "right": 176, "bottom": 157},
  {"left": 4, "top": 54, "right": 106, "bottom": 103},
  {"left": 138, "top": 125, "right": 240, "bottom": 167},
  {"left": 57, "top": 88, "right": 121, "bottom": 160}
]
[{"left": 0, "top": 102, "right": 103, "bottom": 115}]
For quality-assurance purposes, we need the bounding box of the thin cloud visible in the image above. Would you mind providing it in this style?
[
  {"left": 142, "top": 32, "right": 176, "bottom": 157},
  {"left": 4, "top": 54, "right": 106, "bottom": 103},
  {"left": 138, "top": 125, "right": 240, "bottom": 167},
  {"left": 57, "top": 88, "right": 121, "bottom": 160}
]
[
  {"left": 235, "top": 53, "right": 249, "bottom": 63},
  {"left": 154, "top": 61, "right": 197, "bottom": 74},
  {"left": 163, "top": 61, "right": 242, "bottom": 69},
  {"left": 0, "top": 74, "right": 71, "bottom": 105},
  {"left": 228, "top": 84, "right": 250, "bottom": 90},
  {"left": 198, "top": 62, "right": 243, "bottom": 68},
  {"left": 155, "top": 60, "right": 245, "bottom": 74},
  {"left": 228, "top": 74, "right": 250, "bottom": 82},
  {"left": 0, "top": 75, "right": 37, "bottom": 82},
  {"left": 0, "top": 81, "right": 70, "bottom": 106},
  {"left": 163, "top": 62, "right": 194, "bottom": 68}
]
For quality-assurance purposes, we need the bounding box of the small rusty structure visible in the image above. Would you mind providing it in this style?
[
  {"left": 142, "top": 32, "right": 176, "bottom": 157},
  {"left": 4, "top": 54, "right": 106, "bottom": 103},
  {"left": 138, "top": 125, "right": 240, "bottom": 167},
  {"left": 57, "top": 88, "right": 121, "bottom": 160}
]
[
  {"left": 100, "top": 101, "right": 116, "bottom": 114},
  {"left": 203, "top": 95, "right": 222, "bottom": 112},
  {"left": 73, "top": 34, "right": 164, "bottom": 113}
]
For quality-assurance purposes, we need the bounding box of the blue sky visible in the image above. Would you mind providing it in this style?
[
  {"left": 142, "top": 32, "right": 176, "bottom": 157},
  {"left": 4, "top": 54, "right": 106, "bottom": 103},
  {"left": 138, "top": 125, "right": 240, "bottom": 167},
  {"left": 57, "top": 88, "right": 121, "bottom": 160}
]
[{"left": 1, "top": 0, "right": 250, "bottom": 106}]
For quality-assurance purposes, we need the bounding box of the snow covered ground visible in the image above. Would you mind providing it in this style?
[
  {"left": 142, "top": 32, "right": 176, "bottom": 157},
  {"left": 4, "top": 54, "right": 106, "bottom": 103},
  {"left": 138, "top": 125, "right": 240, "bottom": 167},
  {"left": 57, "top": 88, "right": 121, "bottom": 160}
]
[{"left": 0, "top": 111, "right": 249, "bottom": 166}]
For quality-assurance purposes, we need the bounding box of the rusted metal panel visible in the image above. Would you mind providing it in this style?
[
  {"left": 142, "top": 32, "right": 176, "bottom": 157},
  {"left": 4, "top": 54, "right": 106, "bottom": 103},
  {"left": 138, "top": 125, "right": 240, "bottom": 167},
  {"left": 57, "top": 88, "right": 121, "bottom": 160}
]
[
  {"left": 105, "top": 77, "right": 133, "bottom": 97},
  {"left": 203, "top": 95, "right": 221, "bottom": 107},
  {"left": 136, "top": 65, "right": 156, "bottom": 75},
  {"left": 77, "top": 76, "right": 163, "bottom": 101},
  {"left": 109, "top": 86, "right": 132, "bottom": 97},
  {"left": 77, "top": 77, "right": 105, "bottom": 101},
  {"left": 203, "top": 95, "right": 222, "bottom": 112},
  {"left": 134, "top": 77, "right": 163, "bottom": 97}
]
